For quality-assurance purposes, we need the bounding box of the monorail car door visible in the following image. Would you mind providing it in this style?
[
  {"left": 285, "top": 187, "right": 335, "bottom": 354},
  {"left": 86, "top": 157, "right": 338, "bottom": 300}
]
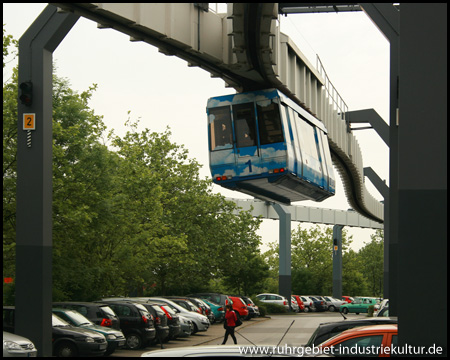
[{"left": 232, "top": 103, "right": 261, "bottom": 177}]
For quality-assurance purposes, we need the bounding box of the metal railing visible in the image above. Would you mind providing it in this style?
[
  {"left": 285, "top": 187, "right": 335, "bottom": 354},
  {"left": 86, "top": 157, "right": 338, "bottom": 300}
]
[{"left": 316, "top": 55, "right": 348, "bottom": 122}]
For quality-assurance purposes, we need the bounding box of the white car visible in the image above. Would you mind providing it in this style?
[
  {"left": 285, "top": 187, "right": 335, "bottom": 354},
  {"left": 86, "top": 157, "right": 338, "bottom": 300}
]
[
  {"left": 3, "top": 331, "right": 38, "bottom": 357},
  {"left": 290, "top": 296, "right": 300, "bottom": 312},
  {"left": 255, "top": 293, "right": 290, "bottom": 310},
  {"left": 300, "top": 296, "right": 316, "bottom": 312},
  {"left": 141, "top": 344, "right": 295, "bottom": 357}
]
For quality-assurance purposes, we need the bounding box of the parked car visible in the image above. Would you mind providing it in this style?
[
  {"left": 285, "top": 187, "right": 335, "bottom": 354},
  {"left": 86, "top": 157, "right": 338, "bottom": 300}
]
[
  {"left": 238, "top": 296, "right": 260, "bottom": 319},
  {"left": 228, "top": 296, "right": 249, "bottom": 319},
  {"left": 300, "top": 296, "right": 316, "bottom": 312},
  {"left": 341, "top": 296, "right": 354, "bottom": 303},
  {"left": 305, "top": 317, "right": 398, "bottom": 347},
  {"left": 201, "top": 299, "right": 225, "bottom": 322},
  {"left": 318, "top": 324, "right": 398, "bottom": 356},
  {"left": 292, "top": 295, "right": 305, "bottom": 312},
  {"left": 377, "top": 307, "right": 391, "bottom": 317},
  {"left": 194, "top": 298, "right": 215, "bottom": 324},
  {"left": 135, "top": 303, "right": 170, "bottom": 344},
  {"left": 164, "top": 298, "right": 202, "bottom": 315},
  {"left": 374, "top": 299, "right": 389, "bottom": 316},
  {"left": 3, "top": 306, "right": 107, "bottom": 357},
  {"left": 3, "top": 331, "right": 37, "bottom": 357},
  {"left": 255, "top": 293, "right": 290, "bottom": 310},
  {"left": 322, "top": 296, "right": 346, "bottom": 312},
  {"left": 52, "top": 308, "right": 125, "bottom": 355},
  {"left": 141, "top": 344, "right": 286, "bottom": 357},
  {"left": 307, "top": 296, "right": 328, "bottom": 312},
  {"left": 340, "top": 297, "right": 380, "bottom": 315},
  {"left": 52, "top": 302, "right": 121, "bottom": 330},
  {"left": 290, "top": 296, "right": 300, "bottom": 312},
  {"left": 148, "top": 303, "right": 179, "bottom": 341},
  {"left": 186, "top": 293, "right": 231, "bottom": 308},
  {"left": 142, "top": 298, "right": 210, "bottom": 334},
  {"left": 177, "top": 314, "right": 194, "bottom": 338},
  {"left": 99, "top": 300, "right": 156, "bottom": 349}
]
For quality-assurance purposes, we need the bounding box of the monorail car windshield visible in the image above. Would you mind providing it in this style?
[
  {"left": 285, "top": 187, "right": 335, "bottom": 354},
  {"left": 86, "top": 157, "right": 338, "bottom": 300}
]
[{"left": 207, "top": 89, "right": 335, "bottom": 204}]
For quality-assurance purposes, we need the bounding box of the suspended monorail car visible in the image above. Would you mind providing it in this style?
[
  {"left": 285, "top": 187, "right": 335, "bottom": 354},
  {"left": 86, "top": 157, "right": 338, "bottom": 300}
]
[{"left": 207, "top": 88, "right": 335, "bottom": 204}]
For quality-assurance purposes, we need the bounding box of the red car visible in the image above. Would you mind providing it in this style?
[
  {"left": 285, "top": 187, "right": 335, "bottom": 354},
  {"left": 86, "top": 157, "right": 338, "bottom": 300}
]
[
  {"left": 319, "top": 324, "right": 397, "bottom": 357},
  {"left": 292, "top": 295, "right": 305, "bottom": 312},
  {"left": 228, "top": 296, "right": 249, "bottom": 318},
  {"left": 342, "top": 296, "right": 354, "bottom": 304}
]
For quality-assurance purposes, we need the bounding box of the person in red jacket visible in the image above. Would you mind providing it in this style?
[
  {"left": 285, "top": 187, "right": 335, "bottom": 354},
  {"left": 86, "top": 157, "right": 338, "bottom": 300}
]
[{"left": 222, "top": 304, "right": 238, "bottom": 344}]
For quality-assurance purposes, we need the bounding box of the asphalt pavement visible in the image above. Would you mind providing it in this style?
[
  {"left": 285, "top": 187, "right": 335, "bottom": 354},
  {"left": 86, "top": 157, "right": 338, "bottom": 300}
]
[{"left": 109, "top": 312, "right": 364, "bottom": 357}]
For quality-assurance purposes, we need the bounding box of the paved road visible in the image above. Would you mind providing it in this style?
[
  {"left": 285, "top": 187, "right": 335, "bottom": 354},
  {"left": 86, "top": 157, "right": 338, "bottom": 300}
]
[{"left": 110, "top": 312, "right": 365, "bottom": 357}]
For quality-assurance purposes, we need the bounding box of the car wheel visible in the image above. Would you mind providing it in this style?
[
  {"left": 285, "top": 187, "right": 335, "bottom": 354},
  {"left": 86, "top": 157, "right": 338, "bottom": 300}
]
[
  {"left": 304, "top": 306, "right": 310, "bottom": 313},
  {"left": 192, "top": 322, "right": 198, "bottom": 334},
  {"left": 356, "top": 312, "right": 360, "bottom": 315},
  {"left": 55, "top": 342, "right": 78, "bottom": 357},
  {"left": 126, "top": 333, "right": 143, "bottom": 350},
  {"left": 342, "top": 308, "right": 349, "bottom": 314},
  {"left": 329, "top": 305, "right": 335, "bottom": 312}
]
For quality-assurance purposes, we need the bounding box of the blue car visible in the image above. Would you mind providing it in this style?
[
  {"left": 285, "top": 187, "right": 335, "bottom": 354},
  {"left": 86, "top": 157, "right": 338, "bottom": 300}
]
[{"left": 200, "top": 299, "right": 225, "bottom": 323}]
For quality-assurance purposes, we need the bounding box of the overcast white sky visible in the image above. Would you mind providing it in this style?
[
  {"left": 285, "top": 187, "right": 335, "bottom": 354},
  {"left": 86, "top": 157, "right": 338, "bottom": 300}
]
[{"left": 4, "top": 3, "right": 389, "bottom": 252}]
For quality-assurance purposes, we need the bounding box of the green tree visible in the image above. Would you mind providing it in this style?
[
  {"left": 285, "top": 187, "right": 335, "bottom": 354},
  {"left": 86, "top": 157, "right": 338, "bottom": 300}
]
[
  {"left": 262, "top": 224, "right": 372, "bottom": 296},
  {"left": 3, "top": 31, "right": 266, "bottom": 302},
  {"left": 3, "top": 29, "right": 19, "bottom": 303},
  {"left": 358, "top": 230, "right": 384, "bottom": 297}
]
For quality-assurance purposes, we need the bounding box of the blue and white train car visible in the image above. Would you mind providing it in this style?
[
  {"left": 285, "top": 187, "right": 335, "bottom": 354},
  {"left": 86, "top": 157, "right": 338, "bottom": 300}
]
[{"left": 207, "top": 88, "right": 335, "bottom": 204}]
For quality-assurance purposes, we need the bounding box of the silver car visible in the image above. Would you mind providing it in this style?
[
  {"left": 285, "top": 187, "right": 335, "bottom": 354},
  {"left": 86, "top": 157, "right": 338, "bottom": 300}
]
[
  {"left": 323, "top": 296, "right": 347, "bottom": 312},
  {"left": 144, "top": 298, "right": 210, "bottom": 334},
  {"left": 255, "top": 293, "right": 290, "bottom": 310},
  {"left": 3, "top": 331, "right": 38, "bottom": 357}
]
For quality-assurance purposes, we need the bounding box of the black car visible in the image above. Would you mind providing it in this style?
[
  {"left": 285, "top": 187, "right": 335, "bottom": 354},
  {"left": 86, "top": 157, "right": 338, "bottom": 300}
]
[
  {"left": 52, "top": 308, "right": 126, "bottom": 355},
  {"left": 308, "top": 296, "right": 328, "bottom": 312},
  {"left": 52, "top": 302, "right": 121, "bottom": 330},
  {"left": 136, "top": 302, "right": 170, "bottom": 343},
  {"left": 99, "top": 300, "right": 156, "bottom": 350},
  {"left": 3, "top": 306, "right": 108, "bottom": 357},
  {"left": 305, "top": 317, "right": 398, "bottom": 347},
  {"left": 150, "top": 303, "right": 181, "bottom": 341}
]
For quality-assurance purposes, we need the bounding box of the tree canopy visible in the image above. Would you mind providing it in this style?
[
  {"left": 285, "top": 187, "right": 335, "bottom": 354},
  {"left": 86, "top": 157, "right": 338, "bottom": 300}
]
[{"left": 3, "top": 31, "right": 266, "bottom": 302}]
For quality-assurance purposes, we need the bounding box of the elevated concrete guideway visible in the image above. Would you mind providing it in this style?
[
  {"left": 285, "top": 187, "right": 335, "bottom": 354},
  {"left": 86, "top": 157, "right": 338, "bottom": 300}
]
[
  {"left": 230, "top": 198, "right": 383, "bottom": 229},
  {"left": 52, "top": 3, "right": 384, "bottom": 223}
]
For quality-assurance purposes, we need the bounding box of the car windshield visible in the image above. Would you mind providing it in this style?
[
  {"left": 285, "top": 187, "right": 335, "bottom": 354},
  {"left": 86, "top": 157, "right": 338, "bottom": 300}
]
[
  {"left": 52, "top": 314, "right": 70, "bottom": 327},
  {"left": 63, "top": 310, "right": 93, "bottom": 326}
]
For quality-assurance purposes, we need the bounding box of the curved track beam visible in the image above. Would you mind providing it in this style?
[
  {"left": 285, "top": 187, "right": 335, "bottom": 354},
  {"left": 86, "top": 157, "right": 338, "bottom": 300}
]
[{"left": 229, "top": 3, "right": 384, "bottom": 223}]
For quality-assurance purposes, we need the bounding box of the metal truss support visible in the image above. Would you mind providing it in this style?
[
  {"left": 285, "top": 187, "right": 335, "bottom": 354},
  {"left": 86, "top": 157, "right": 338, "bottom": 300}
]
[
  {"left": 363, "top": 167, "right": 389, "bottom": 200},
  {"left": 359, "top": 1, "right": 399, "bottom": 312},
  {"left": 272, "top": 203, "right": 292, "bottom": 311},
  {"left": 332, "top": 225, "right": 344, "bottom": 299},
  {"left": 16, "top": 5, "right": 78, "bottom": 356},
  {"left": 346, "top": 109, "right": 390, "bottom": 147}
]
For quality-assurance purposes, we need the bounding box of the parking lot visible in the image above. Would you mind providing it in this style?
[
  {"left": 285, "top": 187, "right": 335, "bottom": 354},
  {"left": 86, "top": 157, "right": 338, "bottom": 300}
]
[{"left": 109, "top": 312, "right": 364, "bottom": 357}]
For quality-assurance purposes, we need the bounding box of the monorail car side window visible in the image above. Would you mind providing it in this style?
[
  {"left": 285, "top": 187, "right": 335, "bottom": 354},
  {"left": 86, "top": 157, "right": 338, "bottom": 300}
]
[
  {"left": 296, "top": 114, "right": 320, "bottom": 161},
  {"left": 209, "top": 106, "right": 233, "bottom": 151},
  {"left": 233, "top": 103, "right": 257, "bottom": 148},
  {"left": 256, "top": 100, "right": 284, "bottom": 145}
]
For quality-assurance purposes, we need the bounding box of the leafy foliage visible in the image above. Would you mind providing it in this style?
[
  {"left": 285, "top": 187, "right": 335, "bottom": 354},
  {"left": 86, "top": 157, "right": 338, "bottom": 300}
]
[
  {"left": 3, "top": 31, "right": 267, "bottom": 302},
  {"left": 263, "top": 224, "right": 384, "bottom": 297}
]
